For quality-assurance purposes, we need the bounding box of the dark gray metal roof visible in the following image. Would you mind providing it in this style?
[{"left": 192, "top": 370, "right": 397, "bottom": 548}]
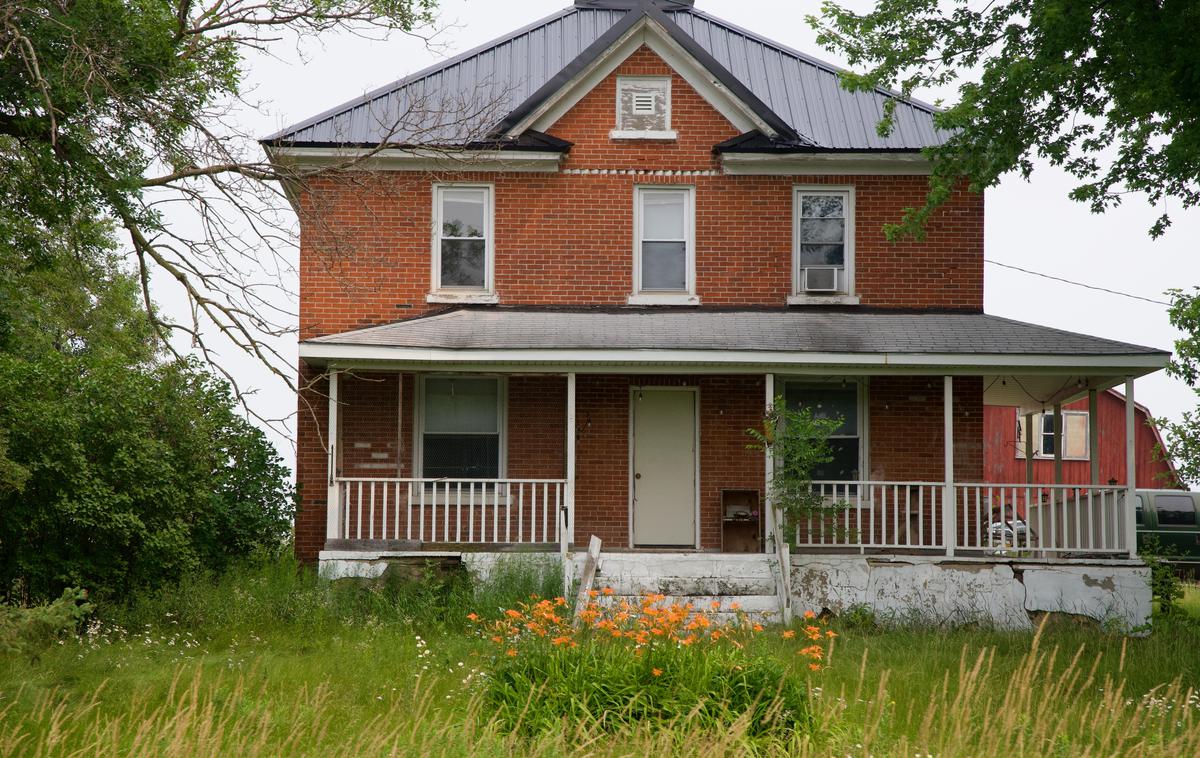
[
  {"left": 265, "top": 3, "right": 946, "bottom": 150},
  {"left": 305, "top": 309, "right": 1167, "bottom": 358}
]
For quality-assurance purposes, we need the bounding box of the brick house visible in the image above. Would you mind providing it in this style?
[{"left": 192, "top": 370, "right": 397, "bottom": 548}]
[{"left": 264, "top": 0, "right": 1168, "bottom": 627}]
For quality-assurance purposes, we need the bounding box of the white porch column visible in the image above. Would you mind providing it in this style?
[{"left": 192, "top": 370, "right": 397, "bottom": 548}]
[
  {"left": 565, "top": 372, "right": 577, "bottom": 549},
  {"left": 1024, "top": 412, "right": 1035, "bottom": 483},
  {"left": 1052, "top": 402, "right": 1064, "bottom": 485},
  {"left": 1088, "top": 388, "right": 1100, "bottom": 485},
  {"left": 763, "top": 373, "right": 775, "bottom": 553},
  {"left": 1125, "top": 378, "right": 1138, "bottom": 558},
  {"left": 326, "top": 370, "right": 340, "bottom": 542},
  {"left": 943, "top": 376, "right": 956, "bottom": 557}
]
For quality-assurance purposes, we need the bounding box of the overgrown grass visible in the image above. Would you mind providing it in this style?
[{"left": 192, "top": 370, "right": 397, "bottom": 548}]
[{"left": 2, "top": 557, "right": 1199, "bottom": 756}]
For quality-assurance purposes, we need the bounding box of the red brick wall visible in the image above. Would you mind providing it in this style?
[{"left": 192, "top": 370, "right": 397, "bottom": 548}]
[{"left": 868, "top": 376, "right": 984, "bottom": 483}]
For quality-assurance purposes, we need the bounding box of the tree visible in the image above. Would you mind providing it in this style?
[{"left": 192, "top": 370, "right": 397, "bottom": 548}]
[
  {"left": 0, "top": 0, "right": 497, "bottom": 423},
  {"left": 1161, "top": 289, "right": 1200, "bottom": 487},
  {"left": 0, "top": 218, "right": 294, "bottom": 602},
  {"left": 811, "top": 1, "right": 1200, "bottom": 239}
]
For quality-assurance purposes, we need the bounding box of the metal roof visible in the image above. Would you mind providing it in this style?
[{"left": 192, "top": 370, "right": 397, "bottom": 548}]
[
  {"left": 304, "top": 309, "right": 1167, "bottom": 359},
  {"left": 265, "top": 2, "right": 946, "bottom": 150}
]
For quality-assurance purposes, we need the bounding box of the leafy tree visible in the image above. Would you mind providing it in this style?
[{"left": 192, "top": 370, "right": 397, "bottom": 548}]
[
  {"left": 811, "top": 0, "right": 1200, "bottom": 238},
  {"left": 0, "top": 0, "right": 454, "bottom": 410},
  {"left": 1160, "top": 289, "right": 1200, "bottom": 487},
  {"left": 0, "top": 226, "right": 294, "bottom": 602},
  {"left": 747, "top": 397, "right": 845, "bottom": 546}
]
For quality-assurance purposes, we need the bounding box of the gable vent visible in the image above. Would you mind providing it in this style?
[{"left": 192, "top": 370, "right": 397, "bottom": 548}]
[{"left": 632, "top": 94, "right": 656, "bottom": 114}]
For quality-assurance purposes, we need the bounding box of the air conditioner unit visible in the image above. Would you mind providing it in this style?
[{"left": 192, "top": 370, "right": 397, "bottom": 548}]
[{"left": 803, "top": 267, "right": 840, "bottom": 293}]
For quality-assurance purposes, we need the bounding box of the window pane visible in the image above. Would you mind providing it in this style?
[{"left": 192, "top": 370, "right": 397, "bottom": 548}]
[
  {"left": 422, "top": 434, "right": 499, "bottom": 478},
  {"left": 801, "top": 195, "right": 843, "bottom": 218},
  {"left": 424, "top": 378, "right": 499, "bottom": 434},
  {"left": 641, "top": 241, "right": 687, "bottom": 290},
  {"left": 800, "top": 217, "right": 844, "bottom": 244},
  {"left": 441, "top": 189, "right": 485, "bottom": 238},
  {"left": 642, "top": 191, "right": 686, "bottom": 239},
  {"left": 440, "top": 239, "right": 485, "bottom": 287},
  {"left": 1156, "top": 494, "right": 1197, "bottom": 526},
  {"left": 800, "top": 244, "right": 844, "bottom": 266},
  {"left": 784, "top": 385, "right": 857, "bottom": 436}
]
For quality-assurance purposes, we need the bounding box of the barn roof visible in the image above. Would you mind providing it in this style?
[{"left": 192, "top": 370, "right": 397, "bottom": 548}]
[{"left": 264, "top": 0, "right": 947, "bottom": 151}]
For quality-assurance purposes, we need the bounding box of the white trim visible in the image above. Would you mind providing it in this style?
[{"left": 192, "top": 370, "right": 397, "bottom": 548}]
[
  {"left": 266, "top": 145, "right": 563, "bottom": 173},
  {"left": 610, "top": 130, "right": 679, "bottom": 140},
  {"left": 299, "top": 343, "right": 1170, "bottom": 373},
  {"left": 430, "top": 183, "right": 495, "bottom": 297},
  {"left": 632, "top": 185, "right": 696, "bottom": 300},
  {"left": 628, "top": 385, "right": 701, "bottom": 550},
  {"left": 787, "top": 294, "right": 861, "bottom": 306},
  {"left": 514, "top": 16, "right": 770, "bottom": 138},
  {"left": 414, "top": 374, "right": 508, "bottom": 480},
  {"left": 1125, "top": 378, "right": 1137, "bottom": 559},
  {"left": 793, "top": 185, "right": 855, "bottom": 298},
  {"left": 326, "top": 371, "right": 340, "bottom": 540},
  {"left": 722, "top": 152, "right": 933, "bottom": 176},
  {"left": 943, "top": 376, "right": 955, "bottom": 558}
]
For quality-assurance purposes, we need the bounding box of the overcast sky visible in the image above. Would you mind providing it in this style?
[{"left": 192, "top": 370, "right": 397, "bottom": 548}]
[{"left": 186, "top": 0, "right": 1200, "bottom": 465}]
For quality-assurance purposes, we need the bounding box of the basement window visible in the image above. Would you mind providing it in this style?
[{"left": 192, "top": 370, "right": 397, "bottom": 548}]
[{"left": 612, "top": 77, "right": 676, "bottom": 140}]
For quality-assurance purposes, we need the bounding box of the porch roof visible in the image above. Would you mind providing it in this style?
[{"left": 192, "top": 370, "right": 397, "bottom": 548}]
[{"left": 302, "top": 309, "right": 1167, "bottom": 406}]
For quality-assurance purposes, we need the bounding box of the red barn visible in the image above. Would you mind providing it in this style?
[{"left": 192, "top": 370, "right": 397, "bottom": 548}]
[{"left": 984, "top": 390, "right": 1180, "bottom": 489}]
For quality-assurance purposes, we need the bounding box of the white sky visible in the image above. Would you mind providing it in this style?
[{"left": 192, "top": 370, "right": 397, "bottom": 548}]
[{"left": 178, "top": 0, "right": 1200, "bottom": 465}]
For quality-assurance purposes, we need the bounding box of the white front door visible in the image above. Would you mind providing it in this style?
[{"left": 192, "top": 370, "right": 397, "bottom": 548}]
[{"left": 631, "top": 388, "right": 698, "bottom": 547}]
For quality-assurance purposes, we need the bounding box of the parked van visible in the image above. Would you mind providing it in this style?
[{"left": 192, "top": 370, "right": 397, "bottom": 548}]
[{"left": 1135, "top": 490, "right": 1200, "bottom": 560}]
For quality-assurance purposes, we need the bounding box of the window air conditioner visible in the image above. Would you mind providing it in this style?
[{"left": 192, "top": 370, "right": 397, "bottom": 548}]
[{"left": 803, "top": 267, "right": 840, "bottom": 293}]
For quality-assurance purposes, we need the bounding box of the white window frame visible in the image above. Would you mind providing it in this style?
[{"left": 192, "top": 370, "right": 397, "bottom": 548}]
[
  {"left": 629, "top": 185, "right": 698, "bottom": 305},
  {"left": 789, "top": 185, "right": 858, "bottom": 306},
  {"left": 428, "top": 183, "right": 498, "bottom": 304},
  {"left": 779, "top": 377, "right": 869, "bottom": 481},
  {"left": 413, "top": 374, "right": 508, "bottom": 479},
  {"left": 611, "top": 76, "right": 677, "bottom": 140},
  {"left": 1016, "top": 410, "right": 1090, "bottom": 461}
]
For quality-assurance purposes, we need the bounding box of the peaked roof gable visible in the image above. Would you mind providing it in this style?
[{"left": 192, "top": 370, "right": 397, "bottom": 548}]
[{"left": 264, "top": 1, "right": 946, "bottom": 151}]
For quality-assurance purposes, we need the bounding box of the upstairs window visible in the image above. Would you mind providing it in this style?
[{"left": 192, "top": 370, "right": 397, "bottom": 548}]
[
  {"left": 631, "top": 186, "right": 696, "bottom": 304},
  {"left": 612, "top": 77, "right": 675, "bottom": 139},
  {"left": 793, "top": 187, "right": 854, "bottom": 299},
  {"left": 433, "top": 184, "right": 493, "bottom": 295}
]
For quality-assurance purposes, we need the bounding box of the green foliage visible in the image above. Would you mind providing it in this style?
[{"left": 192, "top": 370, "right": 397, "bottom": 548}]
[
  {"left": 811, "top": 1, "right": 1200, "bottom": 239},
  {"left": 0, "top": 587, "right": 92, "bottom": 661},
  {"left": 1141, "top": 536, "right": 1184, "bottom": 615},
  {"left": 486, "top": 640, "right": 812, "bottom": 740},
  {"left": 747, "top": 395, "right": 845, "bottom": 542},
  {"left": 1157, "top": 288, "right": 1200, "bottom": 486}
]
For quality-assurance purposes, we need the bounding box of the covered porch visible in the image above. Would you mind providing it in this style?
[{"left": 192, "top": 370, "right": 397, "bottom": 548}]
[{"left": 302, "top": 309, "right": 1167, "bottom": 565}]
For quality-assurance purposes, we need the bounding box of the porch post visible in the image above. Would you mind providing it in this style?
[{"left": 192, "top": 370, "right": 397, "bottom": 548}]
[
  {"left": 1024, "top": 412, "right": 1035, "bottom": 482},
  {"left": 1052, "top": 402, "right": 1064, "bottom": 485},
  {"left": 763, "top": 373, "right": 775, "bottom": 553},
  {"left": 1125, "top": 378, "right": 1137, "bottom": 558},
  {"left": 565, "top": 372, "right": 577, "bottom": 548},
  {"left": 326, "top": 370, "right": 340, "bottom": 542},
  {"left": 943, "top": 376, "right": 956, "bottom": 557},
  {"left": 1088, "top": 389, "right": 1100, "bottom": 485}
]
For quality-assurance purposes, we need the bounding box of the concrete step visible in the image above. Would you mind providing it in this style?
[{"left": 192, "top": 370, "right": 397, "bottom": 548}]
[{"left": 591, "top": 553, "right": 779, "bottom": 596}]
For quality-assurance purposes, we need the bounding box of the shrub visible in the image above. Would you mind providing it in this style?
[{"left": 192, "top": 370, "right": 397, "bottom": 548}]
[
  {"left": 0, "top": 587, "right": 92, "bottom": 660},
  {"left": 475, "top": 593, "right": 828, "bottom": 740}
]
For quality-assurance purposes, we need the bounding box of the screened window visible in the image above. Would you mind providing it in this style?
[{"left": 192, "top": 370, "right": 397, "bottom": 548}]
[
  {"left": 634, "top": 187, "right": 693, "bottom": 295},
  {"left": 784, "top": 382, "right": 861, "bottom": 481},
  {"left": 435, "top": 186, "right": 491, "bottom": 291},
  {"left": 794, "top": 189, "right": 852, "bottom": 295},
  {"left": 421, "top": 377, "right": 502, "bottom": 479},
  {"left": 1155, "top": 494, "right": 1197, "bottom": 527}
]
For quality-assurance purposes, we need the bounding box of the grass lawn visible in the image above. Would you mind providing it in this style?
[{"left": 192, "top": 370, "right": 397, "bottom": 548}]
[{"left": 2, "top": 564, "right": 1199, "bottom": 756}]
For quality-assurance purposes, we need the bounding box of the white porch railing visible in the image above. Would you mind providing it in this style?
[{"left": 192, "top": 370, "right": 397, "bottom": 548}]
[
  {"left": 333, "top": 478, "right": 567, "bottom": 544},
  {"left": 798, "top": 481, "right": 1130, "bottom": 556}
]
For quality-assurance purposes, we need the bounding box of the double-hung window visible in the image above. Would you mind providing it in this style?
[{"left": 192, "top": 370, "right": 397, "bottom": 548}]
[
  {"left": 783, "top": 381, "right": 863, "bottom": 481},
  {"left": 1016, "top": 411, "right": 1089, "bottom": 459},
  {"left": 792, "top": 187, "right": 855, "bottom": 302},
  {"left": 431, "top": 185, "right": 495, "bottom": 301},
  {"left": 631, "top": 186, "right": 696, "bottom": 304},
  {"left": 419, "top": 376, "right": 504, "bottom": 479}
]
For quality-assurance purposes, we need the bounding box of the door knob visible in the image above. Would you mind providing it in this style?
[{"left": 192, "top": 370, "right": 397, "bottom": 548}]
[{"left": 635, "top": 473, "right": 642, "bottom": 480}]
